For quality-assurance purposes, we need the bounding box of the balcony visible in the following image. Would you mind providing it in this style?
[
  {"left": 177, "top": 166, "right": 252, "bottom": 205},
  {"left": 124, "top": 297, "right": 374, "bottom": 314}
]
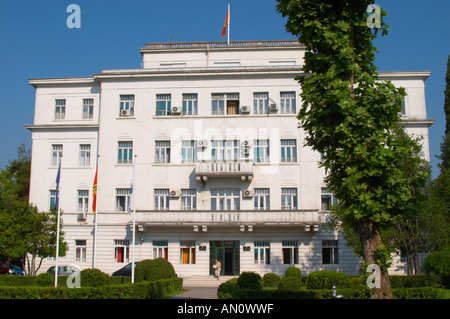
[
  {"left": 195, "top": 161, "right": 253, "bottom": 182},
  {"left": 131, "top": 210, "right": 322, "bottom": 231}
]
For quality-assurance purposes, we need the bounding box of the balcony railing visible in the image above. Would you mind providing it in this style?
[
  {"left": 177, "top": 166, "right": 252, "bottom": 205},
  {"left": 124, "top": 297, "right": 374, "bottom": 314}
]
[
  {"left": 195, "top": 161, "right": 253, "bottom": 181},
  {"left": 131, "top": 210, "right": 322, "bottom": 229}
]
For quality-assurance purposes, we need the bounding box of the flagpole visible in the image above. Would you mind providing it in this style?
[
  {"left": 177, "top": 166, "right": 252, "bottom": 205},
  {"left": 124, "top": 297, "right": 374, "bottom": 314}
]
[
  {"left": 131, "top": 157, "right": 136, "bottom": 283},
  {"left": 227, "top": 3, "right": 230, "bottom": 45},
  {"left": 54, "top": 158, "right": 62, "bottom": 288}
]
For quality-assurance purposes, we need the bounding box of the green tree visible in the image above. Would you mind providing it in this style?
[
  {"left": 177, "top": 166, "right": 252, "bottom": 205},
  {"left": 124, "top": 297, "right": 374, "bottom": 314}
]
[
  {"left": 438, "top": 54, "right": 450, "bottom": 171},
  {"left": 276, "top": 0, "right": 425, "bottom": 298}
]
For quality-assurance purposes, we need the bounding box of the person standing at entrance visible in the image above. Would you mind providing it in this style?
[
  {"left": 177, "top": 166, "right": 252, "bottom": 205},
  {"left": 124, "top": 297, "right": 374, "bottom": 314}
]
[{"left": 214, "top": 260, "right": 222, "bottom": 280}]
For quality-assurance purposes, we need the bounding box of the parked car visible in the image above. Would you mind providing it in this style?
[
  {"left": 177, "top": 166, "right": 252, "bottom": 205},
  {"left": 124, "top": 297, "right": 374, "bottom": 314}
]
[
  {"left": 47, "top": 265, "right": 80, "bottom": 276},
  {"left": 8, "top": 265, "right": 25, "bottom": 275},
  {"left": 0, "top": 262, "right": 9, "bottom": 275},
  {"left": 112, "top": 262, "right": 139, "bottom": 276}
]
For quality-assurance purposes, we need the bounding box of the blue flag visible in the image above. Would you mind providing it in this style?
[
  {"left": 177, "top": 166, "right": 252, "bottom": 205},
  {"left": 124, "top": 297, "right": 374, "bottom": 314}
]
[{"left": 54, "top": 161, "right": 61, "bottom": 211}]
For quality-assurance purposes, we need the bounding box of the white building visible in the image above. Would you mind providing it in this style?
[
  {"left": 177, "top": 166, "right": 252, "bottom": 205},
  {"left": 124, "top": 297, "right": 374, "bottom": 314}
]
[{"left": 27, "top": 40, "right": 434, "bottom": 277}]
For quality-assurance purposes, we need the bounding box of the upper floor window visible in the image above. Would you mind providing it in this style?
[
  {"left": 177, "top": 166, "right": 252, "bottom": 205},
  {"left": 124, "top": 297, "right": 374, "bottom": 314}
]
[
  {"left": 82, "top": 98, "right": 94, "bottom": 119},
  {"left": 79, "top": 144, "right": 91, "bottom": 167},
  {"left": 51, "top": 144, "right": 63, "bottom": 166},
  {"left": 181, "top": 189, "right": 197, "bottom": 210},
  {"left": 281, "top": 188, "right": 298, "bottom": 210},
  {"left": 116, "top": 188, "right": 131, "bottom": 212},
  {"left": 156, "top": 94, "right": 171, "bottom": 116},
  {"left": 254, "top": 139, "right": 270, "bottom": 163},
  {"left": 55, "top": 99, "right": 66, "bottom": 120},
  {"left": 401, "top": 98, "right": 406, "bottom": 116},
  {"left": 181, "top": 140, "right": 196, "bottom": 163},
  {"left": 211, "top": 189, "right": 240, "bottom": 210},
  {"left": 155, "top": 141, "right": 170, "bottom": 163},
  {"left": 211, "top": 140, "right": 240, "bottom": 161},
  {"left": 182, "top": 94, "right": 198, "bottom": 115},
  {"left": 77, "top": 190, "right": 89, "bottom": 213},
  {"left": 118, "top": 141, "right": 133, "bottom": 164},
  {"left": 254, "top": 188, "right": 270, "bottom": 210},
  {"left": 281, "top": 139, "right": 297, "bottom": 162},
  {"left": 154, "top": 189, "right": 169, "bottom": 210},
  {"left": 212, "top": 93, "right": 239, "bottom": 115},
  {"left": 253, "top": 92, "right": 269, "bottom": 114},
  {"left": 321, "top": 188, "right": 338, "bottom": 211},
  {"left": 119, "top": 95, "right": 134, "bottom": 117},
  {"left": 280, "top": 92, "right": 296, "bottom": 114}
]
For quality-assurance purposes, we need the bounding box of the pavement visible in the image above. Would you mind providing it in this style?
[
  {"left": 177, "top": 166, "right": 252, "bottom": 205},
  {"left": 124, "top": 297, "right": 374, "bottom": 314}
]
[{"left": 169, "top": 286, "right": 219, "bottom": 299}]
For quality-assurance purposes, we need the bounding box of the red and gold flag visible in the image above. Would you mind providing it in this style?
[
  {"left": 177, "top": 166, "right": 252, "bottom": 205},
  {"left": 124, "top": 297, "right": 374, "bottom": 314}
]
[
  {"left": 221, "top": 9, "right": 229, "bottom": 38},
  {"left": 92, "top": 166, "right": 98, "bottom": 214}
]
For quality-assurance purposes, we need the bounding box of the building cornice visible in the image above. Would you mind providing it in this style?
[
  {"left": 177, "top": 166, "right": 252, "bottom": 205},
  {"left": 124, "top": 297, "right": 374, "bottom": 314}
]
[{"left": 25, "top": 123, "right": 99, "bottom": 132}]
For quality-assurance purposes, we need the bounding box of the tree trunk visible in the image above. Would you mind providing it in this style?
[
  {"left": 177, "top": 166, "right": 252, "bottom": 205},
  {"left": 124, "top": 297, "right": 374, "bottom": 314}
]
[{"left": 358, "top": 222, "right": 393, "bottom": 299}]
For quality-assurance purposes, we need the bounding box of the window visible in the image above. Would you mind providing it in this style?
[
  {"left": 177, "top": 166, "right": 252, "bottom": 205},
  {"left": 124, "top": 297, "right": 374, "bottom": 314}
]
[
  {"left": 280, "top": 92, "right": 296, "bottom": 114},
  {"left": 180, "top": 240, "right": 196, "bottom": 264},
  {"left": 211, "top": 189, "right": 240, "bottom": 210},
  {"left": 79, "top": 144, "right": 91, "bottom": 167},
  {"left": 281, "top": 139, "right": 297, "bottom": 162},
  {"left": 156, "top": 94, "right": 171, "bottom": 116},
  {"left": 181, "top": 140, "right": 197, "bottom": 163},
  {"left": 181, "top": 189, "right": 197, "bottom": 210},
  {"left": 321, "top": 188, "right": 338, "bottom": 211},
  {"left": 281, "top": 188, "right": 298, "bottom": 210},
  {"left": 282, "top": 241, "right": 299, "bottom": 264},
  {"left": 212, "top": 93, "right": 239, "bottom": 115},
  {"left": 254, "top": 189, "right": 270, "bottom": 210},
  {"left": 116, "top": 188, "right": 131, "bottom": 212},
  {"left": 253, "top": 92, "right": 269, "bottom": 114},
  {"left": 211, "top": 140, "right": 240, "bottom": 161},
  {"left": 154, "top": 189, "right": 169, "bottom": 210},
  {"left": 254, "top": 241, "right": 270, "bottom": 264},
  {"left": 75, "top": 240, "right": 86, "bottom": 262},
  {"left": 77, "top": 190, "right": 89, "bottom": 213},
  {"left": 254, "top": 139, "right": 269, "bottom": 163},
  {"left": 55, "top": 99, "right": 66, "bottom": 120},
  {"left": 114, "top": 240, "right": 130, "bottom": 263},
  {"left": 182, "top": 94, "right": 198, "bottom": 115},
  {"left": 401, "top": 98, "right": 406, "bottom": 116},
  {"left": 119, "top": 95, "right": 134, "bottom": 116},
  {"left": 51, "top": 145, "right": 63, "bottom": 166},
  {"left": 322, "top": 240, "right": 339, "bottom": 264},
  {"left": 118, "top": 141, "right": 133, "bottom": 164},
  {"left": 155, "top": 141, "right": 170, "bottom": 163},
  {"left": 153, "top": 240, "right": 168, "bottom": 260},
  {"left": 83, "top": 98, "right": 94, "bottom": 119},
  {"left": 49, "top": 190, "right": 56, "bottom": 211}
]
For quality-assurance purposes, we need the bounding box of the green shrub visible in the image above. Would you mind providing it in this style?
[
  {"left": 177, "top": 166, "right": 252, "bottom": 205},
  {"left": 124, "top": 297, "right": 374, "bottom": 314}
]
[
  {"left": 263, "top": 273, "right": 280, "bottom": 287},
  {"left": 424, "top": 247, "right": 450, "bottom": 276},
  {"left": 237, "top": 272, "right": 263, "bottom": 290},
  {"left": 80, "top": 268, "right": 110, "bottom": 287},
  {"left": 393, "top": 287, "right": 440, "bottom": 299},
  {"left": 305, "top": 270, "right": 350, "bottom": 289},
  {"left": 278, "top": 276, "right": 303, "bottom": 291},
  {"left": 389, "top": 275, "right": 443, "bottom": 289},
  {"left": 134, "top": 258, "right": 176, "bottom": 283},
  {"left": 35, "top": 273, "right": 54, "bottom": 287},
  {"left": 285, "top": 266, "right": 302, "bottom": 278}
]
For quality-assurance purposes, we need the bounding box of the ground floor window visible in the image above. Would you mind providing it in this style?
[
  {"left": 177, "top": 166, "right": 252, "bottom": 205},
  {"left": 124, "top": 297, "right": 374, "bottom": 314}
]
[
  {"left": 114, "top": 240, "right": 130, "bottom": 263},
  {"left": 75, "top": 240, "right": 86, "bottom": 262},
  {"left": 254, "top": 241, "right": 270, "bottom": 264},
  {"left": 322, "top": 240, "right": 339, "bottom": 264},
  {"left": 180, "top": 240, "right": 196, "bottom": 264},
  {"left": 282, "top": 240, "right": 299, "bottom": 264},
  {"left": 153, "top": 240, "right": 168, "bottom": 260}
]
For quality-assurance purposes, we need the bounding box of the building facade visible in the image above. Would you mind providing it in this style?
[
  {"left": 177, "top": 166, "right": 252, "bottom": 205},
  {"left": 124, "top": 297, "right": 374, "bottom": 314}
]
[{"left": 27, "top": 40, "right": 434, "bottom": 277}]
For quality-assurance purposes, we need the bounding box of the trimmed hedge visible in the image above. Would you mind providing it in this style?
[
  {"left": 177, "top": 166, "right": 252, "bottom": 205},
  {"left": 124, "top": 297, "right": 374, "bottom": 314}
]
[
  {"left": 135, "top": 258, "right": 176, "bottom": 283},
  {"left": 305, "top": 270, "right": 350, "bottom": 289},
  {"left": 237, "top": 272, "right": 263, "bottom": 290},
  {"left": 0, "top": 277, "right": 183, "bottom": 299},
  {"left": 263, "top": 273, "right": 280, "bottom": 287}
]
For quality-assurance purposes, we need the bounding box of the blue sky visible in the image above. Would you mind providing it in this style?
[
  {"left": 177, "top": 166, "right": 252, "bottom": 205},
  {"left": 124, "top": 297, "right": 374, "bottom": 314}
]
[{"left": 0, "top": 0, "right": 448, "bottom": 179}]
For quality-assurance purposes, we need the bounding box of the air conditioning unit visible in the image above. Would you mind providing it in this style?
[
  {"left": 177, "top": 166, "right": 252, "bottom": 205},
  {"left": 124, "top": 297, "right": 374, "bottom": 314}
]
[
  {"left": 171, "top": 106, "right": 182, "bottom": 114},
  {"left": 170, "top": 189, "right": 180, "bottom": 197},
  {"left": 240, "top": 105, "right": 250, "bottom": 113},
  {"left": 197, "top": 140, "right": 208, "bottom": 148},
  {"left": 120, "top": 109, "right": 130, "bottom": 116},
  {"left": 270, "top": 103, "right": 278, "bottom": 111},
  {"left": 78, "top": 212, "right": 87, "bottom": 221},
  {"left": 243, "top": 189, "right": 254, "bottom": 198}
]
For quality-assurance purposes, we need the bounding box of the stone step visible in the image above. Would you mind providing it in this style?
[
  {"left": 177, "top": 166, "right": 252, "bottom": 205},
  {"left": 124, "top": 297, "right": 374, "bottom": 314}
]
[{"left": 182, "top": 275, "right": 237, "bottom": 287}]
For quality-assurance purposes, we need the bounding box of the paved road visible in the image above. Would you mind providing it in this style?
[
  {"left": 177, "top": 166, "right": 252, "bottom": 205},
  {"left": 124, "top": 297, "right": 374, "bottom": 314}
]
[{"left": 169, "top": 287, "right": 219, "bottom": 299}]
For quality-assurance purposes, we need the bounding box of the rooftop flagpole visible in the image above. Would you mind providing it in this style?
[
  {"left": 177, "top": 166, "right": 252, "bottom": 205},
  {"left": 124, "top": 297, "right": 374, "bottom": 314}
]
[{"left": 227, "top": 3, "right": 230, "bottom": 45}]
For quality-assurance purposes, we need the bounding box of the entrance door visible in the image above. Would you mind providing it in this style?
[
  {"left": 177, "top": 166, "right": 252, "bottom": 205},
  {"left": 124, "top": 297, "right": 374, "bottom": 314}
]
[{"left": 210, "top": 241, "right": 240, "bottom": 276}]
